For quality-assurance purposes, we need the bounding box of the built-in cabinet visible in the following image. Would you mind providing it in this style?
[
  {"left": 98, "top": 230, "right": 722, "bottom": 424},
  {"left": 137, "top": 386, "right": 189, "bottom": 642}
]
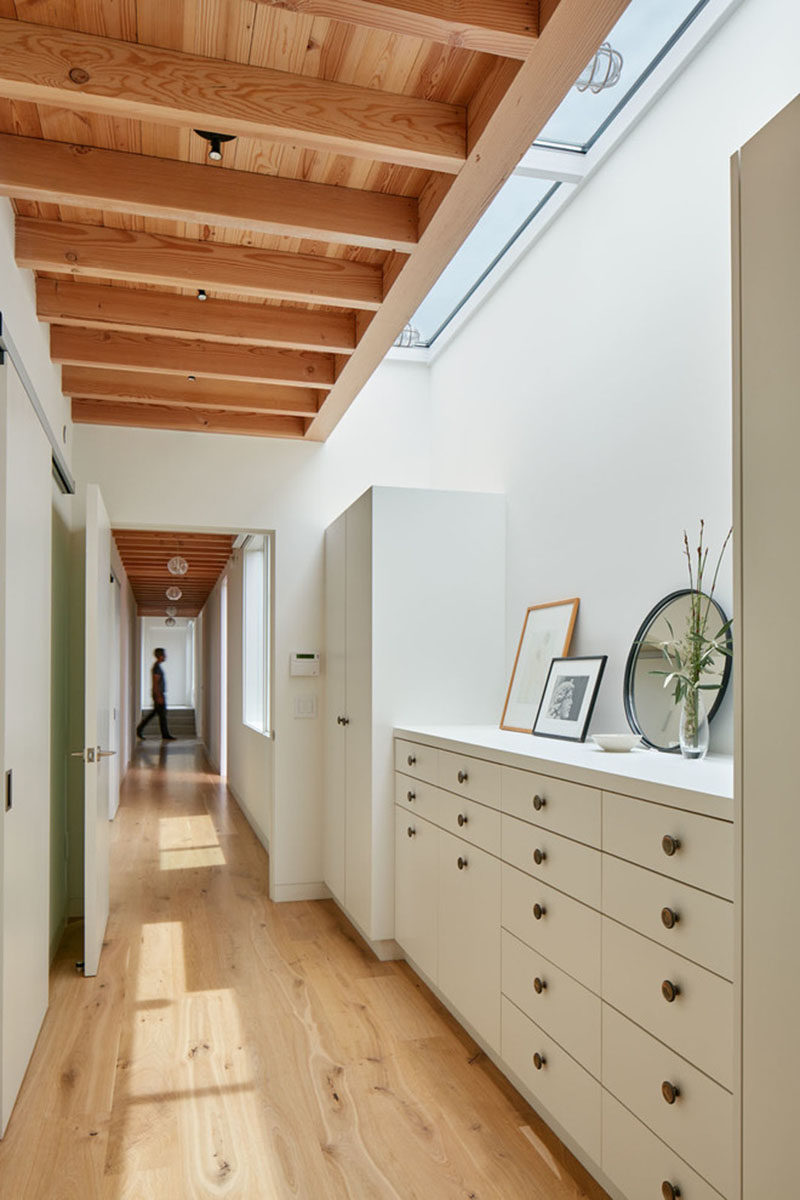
[
  {"left": 394, "top": 727, "right": 735, "bottom": 1200},
  {"left": 323, "top": 488, "right": 504, "bottom": 948}
]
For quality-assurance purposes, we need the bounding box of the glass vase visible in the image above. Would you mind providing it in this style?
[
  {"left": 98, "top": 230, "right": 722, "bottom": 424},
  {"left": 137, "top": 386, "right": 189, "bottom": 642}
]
[{"left": 679, "top": 690, "right": 709, "bottom": 760}]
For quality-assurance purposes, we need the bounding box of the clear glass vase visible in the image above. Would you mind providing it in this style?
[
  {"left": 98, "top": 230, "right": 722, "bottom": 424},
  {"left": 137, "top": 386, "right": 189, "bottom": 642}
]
[{"left": 679, "top": 690, "right": 709, "bottom": 760}]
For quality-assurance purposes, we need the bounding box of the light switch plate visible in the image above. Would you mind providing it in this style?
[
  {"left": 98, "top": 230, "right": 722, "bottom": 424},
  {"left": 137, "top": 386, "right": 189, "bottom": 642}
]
[{"left": 293, "top": 695, "right": 318, "bottom": 719}]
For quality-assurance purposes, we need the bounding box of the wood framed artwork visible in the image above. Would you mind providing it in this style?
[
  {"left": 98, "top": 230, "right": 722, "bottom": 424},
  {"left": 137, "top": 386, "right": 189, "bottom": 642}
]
[
  {"left": 533, "top": 655, "right": 607, "bottom": 743},
  {"left": 500, "top": 599, "right": 580, "bottom": 732}
]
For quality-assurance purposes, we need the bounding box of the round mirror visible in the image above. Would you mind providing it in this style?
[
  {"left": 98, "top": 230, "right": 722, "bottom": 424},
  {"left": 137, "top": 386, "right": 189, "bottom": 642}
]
[{"left": 623, "top": 589, "right": 732, "bottom": 752}]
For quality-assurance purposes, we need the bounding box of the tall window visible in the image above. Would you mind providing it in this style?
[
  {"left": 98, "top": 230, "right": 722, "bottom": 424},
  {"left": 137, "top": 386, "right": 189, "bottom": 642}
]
[{"left": 242, "top": 534, "right": 272, "bottom": 734}]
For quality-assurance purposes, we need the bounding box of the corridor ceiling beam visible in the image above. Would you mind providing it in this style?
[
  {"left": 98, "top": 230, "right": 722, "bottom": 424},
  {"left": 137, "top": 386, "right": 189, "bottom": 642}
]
[
  {"left": 0, "top": 18, "right": 466, "bottom": 173},
  {"left": 0, "top": 134, "right": 418, "bottom": 253},
  {"left": 61, "top": 367, "right": 321, "bottom": 417},
  {"left": 250, "top": 0, "right": 539, "bottom": 58},
  {"left": 37, "top": 282, "right": 358, "bottom": 355},
  {"left": 17, "top": 219, "right": 386, "bottom": 310},
  {"left": 77, "top": 399, "right": 307, "bottom": 438}
]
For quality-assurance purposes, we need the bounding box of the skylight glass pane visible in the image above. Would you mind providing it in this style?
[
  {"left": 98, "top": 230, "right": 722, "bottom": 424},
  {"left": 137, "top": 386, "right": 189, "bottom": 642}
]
[
  {"left": 410, "top": 175, "right": 555, "bottom": 343},
  {"left": 536, "top": 0, "right": 709, "bottom": 149}
]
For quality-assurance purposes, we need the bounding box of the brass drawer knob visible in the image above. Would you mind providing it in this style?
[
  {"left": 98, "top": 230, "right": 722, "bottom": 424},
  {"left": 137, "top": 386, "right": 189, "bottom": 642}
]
[
  {"left": 457, "top": 769, "right": 469, "bottom": 783},
  {"left": 407, "top": 826, "right": 416, "bottom": 838},
  {"left": 661, "top": 1183, "right": 681, "bottom": 1200},
  {"left": 533, "top": 903, "right": 546, "bottom": 920},
  {"left": 532, "top": 1052, "right": 546, "bottom": 1070},
  {"left": 407, "top": 790, "right": 416, "bottom": 802},
  {"left": 532, "top": 794, "right": 546, "bottom": 811},
  {"left": 457, "top": 813, "right": 468, "bottom": 827},
  {"left": 533, "top": 847, "right": 546, "bottom": 865},
  {"left": 407, "top": 754, "right": 416, "bottom": 766},
  {"left": 533, "top": 977, "right": 546, "bottom": 994},
  {"left": 661, "top": 979, "right": 681, "bottom": 1003},
  {"left": 661, "top": 906, "right": 680, "bottom": 929},
  {"left": 457, "top": 856, "right": 468, "bottom": 870},
  {"left": 661, "top": 1080, "right": 680, "bottom": 1105},
  {"left": 662, "top": 834, "right": 682, "bottom": 856}
]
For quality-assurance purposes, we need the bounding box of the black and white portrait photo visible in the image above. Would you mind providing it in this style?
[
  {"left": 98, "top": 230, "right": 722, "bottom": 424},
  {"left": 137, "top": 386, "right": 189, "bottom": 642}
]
[
  {"left": 534, "top": 656, "right": 608, "bottom": 742},
  {"left": 545, "top": 674, "right": 589, "bottom": 721}
]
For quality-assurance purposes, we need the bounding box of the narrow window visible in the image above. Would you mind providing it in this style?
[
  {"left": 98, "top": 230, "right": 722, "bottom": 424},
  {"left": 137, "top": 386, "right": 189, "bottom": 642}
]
[{"left": 242, "top": 534, "right": 272, "bottom": 733}]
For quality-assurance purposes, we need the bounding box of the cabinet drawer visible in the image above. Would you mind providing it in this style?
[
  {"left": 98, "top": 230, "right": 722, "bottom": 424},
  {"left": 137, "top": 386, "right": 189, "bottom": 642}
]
[
  {"left": 438, "top": 791, "right": 501, "bottom": 856},
  {"left": 603, "top": 1005, "right": 734, "bottom": 1197},
  {"left": 603, "top": 790, "right": 734, "bottom": 900},
  {"left": 501, "top": 767, "right": 600, "bottom": 846},
  {"left": 502, "top": 930, "right": 600, "bottom": 1077},
  {"left": 395, "top": 807, "right": 438, "bottom": 983},
  {"left": 602, "top": 918, "right": 734, "bottom": 1090},
  {"left": 502, "top": 997, "right": 601, "bottom": 1164},
  {"left": 502, "top": 864, "right": 601, "bottom": 993},
  {"left": 502, "top": 814, "right": 601, "bottom": 908},
  {"left": 394, "top": 773, "right": 443, "bottom": 824},
  {"left": 438, "top": 750, "right": 501, "bottom": 809},
  {"left": 602, "top": 1091, "right": 727, "bottom": 1200},
  {"left": 603, "top": 855, "right": 734, "bottom": 980},
  {"left": 395, "top": 739, "right": 438, "bottom": 785}
]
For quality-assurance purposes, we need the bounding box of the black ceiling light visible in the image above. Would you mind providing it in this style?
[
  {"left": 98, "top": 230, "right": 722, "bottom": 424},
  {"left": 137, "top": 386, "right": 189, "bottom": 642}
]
[
  {"left": 197, "top": 289, "right": 208, "bottom": 301},
  {"left": 194, "top": 129, "right": 237, "bottom": 161}
]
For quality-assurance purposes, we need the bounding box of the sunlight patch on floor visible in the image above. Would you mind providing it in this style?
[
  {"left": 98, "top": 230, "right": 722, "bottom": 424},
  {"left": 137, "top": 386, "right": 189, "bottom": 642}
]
[{"left": 158, "top": 815, "right": 226, "bottom": 871}]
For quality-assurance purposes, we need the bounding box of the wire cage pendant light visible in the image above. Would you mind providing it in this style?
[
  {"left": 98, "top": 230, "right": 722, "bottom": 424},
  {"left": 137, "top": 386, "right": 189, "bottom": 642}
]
[
  {"left": 166, "top": 585, "right": 183, "bottom": 601},
  {"left": 167, "top": 555, "right": 189, "bottom": 576}
]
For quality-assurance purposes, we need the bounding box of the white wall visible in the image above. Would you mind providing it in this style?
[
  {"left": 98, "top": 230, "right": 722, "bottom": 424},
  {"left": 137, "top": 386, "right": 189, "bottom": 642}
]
[
  {"left": 140, "top": 618, "right": 194, "bottom": 709},
  {"left": 73, "top": 362, "right": 432, "bottom": 898},
  {"left": 426, "top": 0, "right": 800, "bottom": 754}
]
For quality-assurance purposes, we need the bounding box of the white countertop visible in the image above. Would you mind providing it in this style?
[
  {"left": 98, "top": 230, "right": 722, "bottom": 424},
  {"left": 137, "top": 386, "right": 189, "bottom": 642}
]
[{"left": 394, "top": 724, "right": 734, "bottom": 816}]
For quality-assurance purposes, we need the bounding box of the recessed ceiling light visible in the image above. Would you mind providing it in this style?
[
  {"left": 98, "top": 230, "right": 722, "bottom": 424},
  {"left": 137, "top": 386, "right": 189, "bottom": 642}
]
[{"left": 187, "top": 375, "right": 196, "bottom": 382}]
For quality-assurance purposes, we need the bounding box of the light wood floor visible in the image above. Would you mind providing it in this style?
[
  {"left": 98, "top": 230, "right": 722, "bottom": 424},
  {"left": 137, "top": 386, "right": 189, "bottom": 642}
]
[{"left": 0, "top": 742, "right": 609, "bottom": 1199}]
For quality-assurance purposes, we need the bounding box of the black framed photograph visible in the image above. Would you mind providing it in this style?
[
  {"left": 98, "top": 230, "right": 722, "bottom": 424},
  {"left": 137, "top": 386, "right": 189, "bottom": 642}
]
[{"left": 532, "top": 655, "right": 608, "bottom": 742}]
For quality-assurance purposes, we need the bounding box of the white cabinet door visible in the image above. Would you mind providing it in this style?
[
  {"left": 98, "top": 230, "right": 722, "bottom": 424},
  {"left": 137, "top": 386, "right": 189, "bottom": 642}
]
[
  {"left": 438, "top": 829, "right": 501, "bottom": 1051},
  {"left": 323, "top": 513, "right": 346, "bottom": 904},
  {"left": 344, "top": 492, "right": 373, "bottom": 933},
  {"left": 395, "top": 807, "right": 438, "bottom": 982}
]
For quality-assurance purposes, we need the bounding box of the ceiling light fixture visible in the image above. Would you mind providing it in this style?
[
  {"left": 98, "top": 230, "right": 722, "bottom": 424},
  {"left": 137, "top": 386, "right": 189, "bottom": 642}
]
[
  {"left": 197, "top": 289, "right": 207, "bottom": 301},
  {"left": 166, "top": 585, "right": 182, "bottom": 601},
  {"left": 194, "top": 129, "right": 237, "bottom": 161},
  {"left": 165, "top": 606, "right": 177, "bottom": 618},
  {"left": 394, "top": 322, "right": 423, "bottom": 348},
  {"left": 165, "top": 616, "right": 177, "bottom": 628},
  {"left": 167, "top": 556, "right": 189, "bottom": 576},
  {"left": 187, "top": 375, "right": 196, "bottom": 383},
  {"left": 575, "top": 43, "right": 623, "bottom": 94}
]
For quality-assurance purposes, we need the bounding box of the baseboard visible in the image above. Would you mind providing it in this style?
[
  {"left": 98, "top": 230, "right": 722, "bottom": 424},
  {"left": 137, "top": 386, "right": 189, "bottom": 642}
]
[
  {"left": 329, "top": 898, "right": 403, "bottom": 961},
  {"left": 225, "top": 779, "right": 270, "bottom": 854},
  {"left": 202, "top": 740, "right": 220, "bottom": 776},
  {"left": 271, "top": 881, "right": 332, "bottom": 902}
]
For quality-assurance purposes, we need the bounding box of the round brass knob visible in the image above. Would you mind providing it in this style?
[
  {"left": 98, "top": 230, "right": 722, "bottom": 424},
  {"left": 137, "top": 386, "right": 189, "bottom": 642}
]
[
  {"left": 661, "top": 1080, "right": 680, "bottom": 1105},
  {"left": 532, "top": 794, "right": 546, "bottom": 811},
  {"left": 661, "top": 979, "right": 681, "bottom": 1003},
  {"left": 532, "top": 1052, "right": 546, "bottom": 1070},
  {"left": 457, "top": 769, "right": 468, "bottom": 783},
  {"left": 533, "top": 848, "right": 546, "bottom": 865},
  {"left": 407, "top": 754, "right": 416, "bottom": 766},
  {"left": 407, "top": 826, "right": 416, "bottom": 838},
  {"left": 533, "top": 903, "right": 546, "bottom": 920},
  {"left": 457, "top": 856, "right": 468, "bottom": 870},
  {"left": 457, "top": 813, "right": 468, "bottom": 827},
  {"left": 533, "top": 977, "right": 546, "bottom": 994},
  {"left": 407, "top": 790, "right": 416, "bottom": 802},
  {"left": 661, "top": 907, "right": 680, "bottom": 929},
  {"left": 662, "top": 834, "right": 682, "bottom": 856},
  {"left": 661, "top": 1183, "right": 681, "bottom": 1200}
]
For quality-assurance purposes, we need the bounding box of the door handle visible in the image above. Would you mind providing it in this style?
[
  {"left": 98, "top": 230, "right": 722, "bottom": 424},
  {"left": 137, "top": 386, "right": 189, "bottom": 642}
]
[
  {"left": 97, "top": 750, "right": 117, "bottom": 758},
  {"left": 71, "top": 748, "right": 96, "bottom": 763}
]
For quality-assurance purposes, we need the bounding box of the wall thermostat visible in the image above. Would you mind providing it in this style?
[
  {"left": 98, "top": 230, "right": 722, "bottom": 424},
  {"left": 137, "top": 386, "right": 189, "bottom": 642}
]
[{"left": 290, "top": 651, "right": 320, "bottom": 677}]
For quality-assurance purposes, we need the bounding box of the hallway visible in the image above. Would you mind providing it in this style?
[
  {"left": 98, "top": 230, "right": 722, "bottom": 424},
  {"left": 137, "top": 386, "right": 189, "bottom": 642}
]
[{"left": 0, "top": 745, "right": 603, "bottom": 1199}]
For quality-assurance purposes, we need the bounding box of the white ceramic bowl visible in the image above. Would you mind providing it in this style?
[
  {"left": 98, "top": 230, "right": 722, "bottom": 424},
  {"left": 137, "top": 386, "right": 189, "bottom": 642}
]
[{"left": 591, "top": 733, "right": 642, "bottom": 753}]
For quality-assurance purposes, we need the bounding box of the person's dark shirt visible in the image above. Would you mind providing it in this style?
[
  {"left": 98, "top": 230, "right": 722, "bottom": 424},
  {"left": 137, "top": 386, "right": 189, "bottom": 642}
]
[{"left": 152, "top": 662, "right": 166, "bottom": 702}]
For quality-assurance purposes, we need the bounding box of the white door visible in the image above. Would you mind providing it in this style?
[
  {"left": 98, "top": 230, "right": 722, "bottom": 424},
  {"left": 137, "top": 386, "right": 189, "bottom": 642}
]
[
  {"left": 108, "top": 575, "right": 121, "bottom": 819},
  {"left": 0, "top": 360, "right": 52, "bottom": 1134},
  {"left": 344, "top": 492, "right": 372, "bottom": 933},
  {"left": 323, "top": 512, "right": 346, "bottom": 904},
  {"left": 83, "top": 484, "right": 113, "bottom": 978}
]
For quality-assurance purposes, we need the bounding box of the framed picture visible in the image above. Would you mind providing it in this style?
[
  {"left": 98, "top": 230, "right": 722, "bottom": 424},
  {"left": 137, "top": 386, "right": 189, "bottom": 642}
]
[
  {"left": 533, "top": 655, "right": 607, "bottom": 743},
  {"left": 500, "top": 598, "right": 580, "bottom": 732}
]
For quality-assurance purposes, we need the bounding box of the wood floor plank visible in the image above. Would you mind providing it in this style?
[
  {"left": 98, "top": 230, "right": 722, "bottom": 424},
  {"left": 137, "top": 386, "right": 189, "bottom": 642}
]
[{"left": 0, "top": 741, "right": 607, "bottom": 1200}]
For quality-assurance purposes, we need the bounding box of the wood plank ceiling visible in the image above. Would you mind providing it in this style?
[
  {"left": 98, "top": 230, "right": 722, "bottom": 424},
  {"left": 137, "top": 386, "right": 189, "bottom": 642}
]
[
  {"left": 0, "top": 0, "right": 631, "bottom": 440},
  {"left": 112, "top": 529, "right": 235, "bottom": 616}
]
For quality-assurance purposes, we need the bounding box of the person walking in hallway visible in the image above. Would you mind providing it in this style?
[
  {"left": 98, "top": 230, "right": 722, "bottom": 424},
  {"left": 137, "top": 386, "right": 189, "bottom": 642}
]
[{"left": 137, "top": 647, "right": 175, "bottom": 740}]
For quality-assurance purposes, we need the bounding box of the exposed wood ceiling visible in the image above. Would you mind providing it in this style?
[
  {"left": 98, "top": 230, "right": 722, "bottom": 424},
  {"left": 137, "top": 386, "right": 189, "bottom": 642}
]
[
  {"left": 0, "top": 0, "right": 630, "bottom": 441},
  {"left": 112, "top": 529, "right": 235, "bottom": 616}
]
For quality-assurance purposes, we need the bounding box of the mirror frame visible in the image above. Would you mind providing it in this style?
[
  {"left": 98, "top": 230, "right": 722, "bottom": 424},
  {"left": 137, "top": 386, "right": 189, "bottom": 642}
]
[{"left": 623, "top": 588, "right": 732, "bottom": 752}]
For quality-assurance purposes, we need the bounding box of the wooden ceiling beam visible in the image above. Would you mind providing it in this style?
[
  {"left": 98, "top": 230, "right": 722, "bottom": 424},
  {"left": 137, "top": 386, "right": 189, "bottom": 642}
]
[
  {"left": 138, "top": 608, "right": 202, "bottom": 617},
  {"left": 37, "top": 281, "right": 358, "bottom": 354},
  {"left": 251, "top": 0, "right": 538, "bottom": 59},
  {"left": 62, "top": 366, "right": 321, "bottom": 416},
  {"left": 306, "top": 0, "right": 631, "bottom": 439},
  {"left": 51, "top": 328, "right": 334, "bottom": 389},
  {"left": 0, "top": 18, "right": 465, "bottom": 173},
  {"left": 72, "top": 398, "right": 307, "bottom": 439},
  {"left": 0, "top": 134, "right": 418, "bottom": 252},
  {"left": 18, "top": 219, "right": 384, "bottom": 310}
]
